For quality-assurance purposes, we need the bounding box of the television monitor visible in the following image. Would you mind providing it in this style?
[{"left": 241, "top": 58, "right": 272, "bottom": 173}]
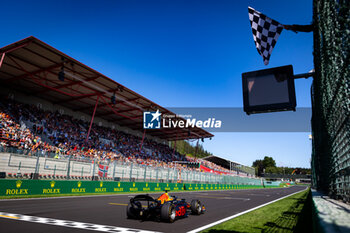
[{"left": 242, "top": 65, "right": 296, "bottom": 115}]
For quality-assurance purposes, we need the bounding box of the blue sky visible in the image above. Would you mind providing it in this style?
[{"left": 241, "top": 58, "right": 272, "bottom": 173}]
[{"left": 1, "top": 0, "right": 314, "bottom": 168}]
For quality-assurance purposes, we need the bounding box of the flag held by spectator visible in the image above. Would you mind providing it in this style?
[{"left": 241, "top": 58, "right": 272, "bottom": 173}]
[
  {"left": 248, "top": 6, "right": 284, "bottom": 65},
  {"left": 98, "top": 164, "right": 109, "bottom": 177}
]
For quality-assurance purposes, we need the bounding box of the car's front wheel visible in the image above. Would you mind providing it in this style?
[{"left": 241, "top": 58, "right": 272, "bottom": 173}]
[{"left": 190, "top": 199, "right": 202, "bottom": 215}]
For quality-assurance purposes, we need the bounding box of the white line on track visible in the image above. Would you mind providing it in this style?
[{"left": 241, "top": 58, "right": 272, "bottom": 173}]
[
  {"left": 0, "top": 187, "right": 292, "bottom": 202},
  {"left": 0, "top": 188, "right": 280, "bottom": 202},
  {"left": 187, "top": 187, "right": 308, "bottom": 233},
  {"left": 197, "top": 196, "right": 250, "bottom": 201},
  {"left": 224, "top": 197, "right": 250, "bottom": 201},
  {"left": 0, "top": 211, "right": 160, "bottom": 233}
]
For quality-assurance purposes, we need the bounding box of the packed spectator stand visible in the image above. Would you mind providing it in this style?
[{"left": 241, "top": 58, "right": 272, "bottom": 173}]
[{"left": 0, "top": 97, "right": 253, "bottom": 178}]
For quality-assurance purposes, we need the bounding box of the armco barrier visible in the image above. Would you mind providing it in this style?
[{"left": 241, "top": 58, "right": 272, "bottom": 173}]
[{"left": 0, "top": 180, "right": 270, "bottom": 197}]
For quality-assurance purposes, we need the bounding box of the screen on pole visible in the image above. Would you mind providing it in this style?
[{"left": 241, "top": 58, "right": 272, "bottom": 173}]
[{"left": 242, "top": 65, "right": 296, "bottom": 115}]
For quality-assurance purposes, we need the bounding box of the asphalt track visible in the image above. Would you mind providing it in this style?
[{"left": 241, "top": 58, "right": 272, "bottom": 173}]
[{"left": 0, "top": 186, "right": 306, "bottom": 233}]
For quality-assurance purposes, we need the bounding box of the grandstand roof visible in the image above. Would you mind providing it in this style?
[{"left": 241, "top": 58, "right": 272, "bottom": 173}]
[
  {"left": 203, "top": 155, "right": 251, "bottom": 170},
  {"left": 203, "top": 155, "right": 232, "bottom": 170},
  {"left": 0, "top": 36, "right": 213, "bottom": 141}
]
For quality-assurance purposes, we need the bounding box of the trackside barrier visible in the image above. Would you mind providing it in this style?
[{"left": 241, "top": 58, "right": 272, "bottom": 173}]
[
  {"left": 0, "top": 153, "right": 260, "bottom": 184},
  {"left": 0, "top": 180, "right": 276, "bottom": 197}
]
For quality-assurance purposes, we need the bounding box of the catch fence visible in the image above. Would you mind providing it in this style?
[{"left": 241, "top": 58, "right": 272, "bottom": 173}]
[
  {"left": 0, "top": 150, "right": 261, "bottom": 186},
  {"left": 312, "top": 0, "right": 350, "bottom": 201}
]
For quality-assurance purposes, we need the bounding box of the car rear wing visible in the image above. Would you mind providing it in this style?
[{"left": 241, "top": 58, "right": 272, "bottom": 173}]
[{"left": 131, "top": 194, "right": 157, "bottom": 203}]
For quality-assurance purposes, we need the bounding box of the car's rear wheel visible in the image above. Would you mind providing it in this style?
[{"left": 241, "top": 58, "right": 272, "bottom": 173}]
[
  {"left": 127, "top": 201, "right": 142, "bottom": 219},
  {"left": 160, "top": 202, "right": 176, "bottom": 223},
  {"left": 190, "top": 199, "right": 202, "bottom": 215},
  {"left": 127, "top": 203, "right": 136, "bottom": 219}
]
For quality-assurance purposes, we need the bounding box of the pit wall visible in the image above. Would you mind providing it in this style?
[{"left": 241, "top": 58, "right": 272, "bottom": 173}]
[{"left": 0, "top": 180, "right": 274, "bottom": 197}]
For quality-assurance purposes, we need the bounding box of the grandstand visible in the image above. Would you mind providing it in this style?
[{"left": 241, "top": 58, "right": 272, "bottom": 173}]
[
  {"left": 0, "top": 36, "right": 256, "bottom": 183},
  {"left": 202, "top": 155, "right": 255, "bottom": 177}
]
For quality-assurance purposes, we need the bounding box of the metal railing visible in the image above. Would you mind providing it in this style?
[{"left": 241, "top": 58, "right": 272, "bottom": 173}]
[{"left": 0, "top": 151, "right": 262, "bottom": 186}]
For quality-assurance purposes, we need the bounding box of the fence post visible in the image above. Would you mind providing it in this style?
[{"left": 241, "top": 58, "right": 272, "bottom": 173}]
[
  {"left": 129, "top": 163, "right": 133, "bottom": 182},
  {"left": 34, "top": 154, "right": 40, "bottom": 175},
  {"left": 66, "top": 155, "right": 71, "bottom": 180},
  {"left": 112, "top": 161, "right": 116, "bottom": 180},
  {"left": 144, "top": 166, "right": 147, "bottom": 182},
  {"left": 156, "top": 168, "right": 159, "bottom": 182},
  {"left": 92, "top": 158, "right": 96, "bottom": 179},
  {"left": 167, "top": 168, "right": 170, "bottom": 183},
  {"left": 18, "top": 161, "right": 21, "bottom": 174}
]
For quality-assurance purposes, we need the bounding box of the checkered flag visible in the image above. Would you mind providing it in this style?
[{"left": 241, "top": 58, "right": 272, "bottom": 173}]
[{"left": 248, "top": 6, "right": 284, "bottom": 65}]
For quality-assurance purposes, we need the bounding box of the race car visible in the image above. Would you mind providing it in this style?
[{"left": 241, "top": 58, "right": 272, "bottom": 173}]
[{"left": 126, "top": 192, "right": 205, "bottom": 222}]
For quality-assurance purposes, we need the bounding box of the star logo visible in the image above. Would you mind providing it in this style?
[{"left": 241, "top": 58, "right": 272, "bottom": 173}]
[
  {"left": 143, "top": 110, "right": 161, "bottom": 129},
  {"left": 150, "top": 110, "right": 161, "bottom": 122}
]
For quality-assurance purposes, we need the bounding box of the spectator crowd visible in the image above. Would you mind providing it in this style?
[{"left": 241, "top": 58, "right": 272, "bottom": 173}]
[{"left": 0, "top": 97, "right": 248, "bottom": 176}]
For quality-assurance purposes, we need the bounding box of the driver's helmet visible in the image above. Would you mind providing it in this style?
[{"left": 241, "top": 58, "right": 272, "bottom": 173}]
[{"left": 157, "top": 190, "right": 173, "bottom": 204}]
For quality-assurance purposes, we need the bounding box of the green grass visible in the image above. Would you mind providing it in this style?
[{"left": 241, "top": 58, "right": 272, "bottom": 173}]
[
  {"left": 295, "top": 183, "right": 311, "bottom": 186},
  {"left": 201, "top": 189, "right": 312, "bottom": 233}
]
